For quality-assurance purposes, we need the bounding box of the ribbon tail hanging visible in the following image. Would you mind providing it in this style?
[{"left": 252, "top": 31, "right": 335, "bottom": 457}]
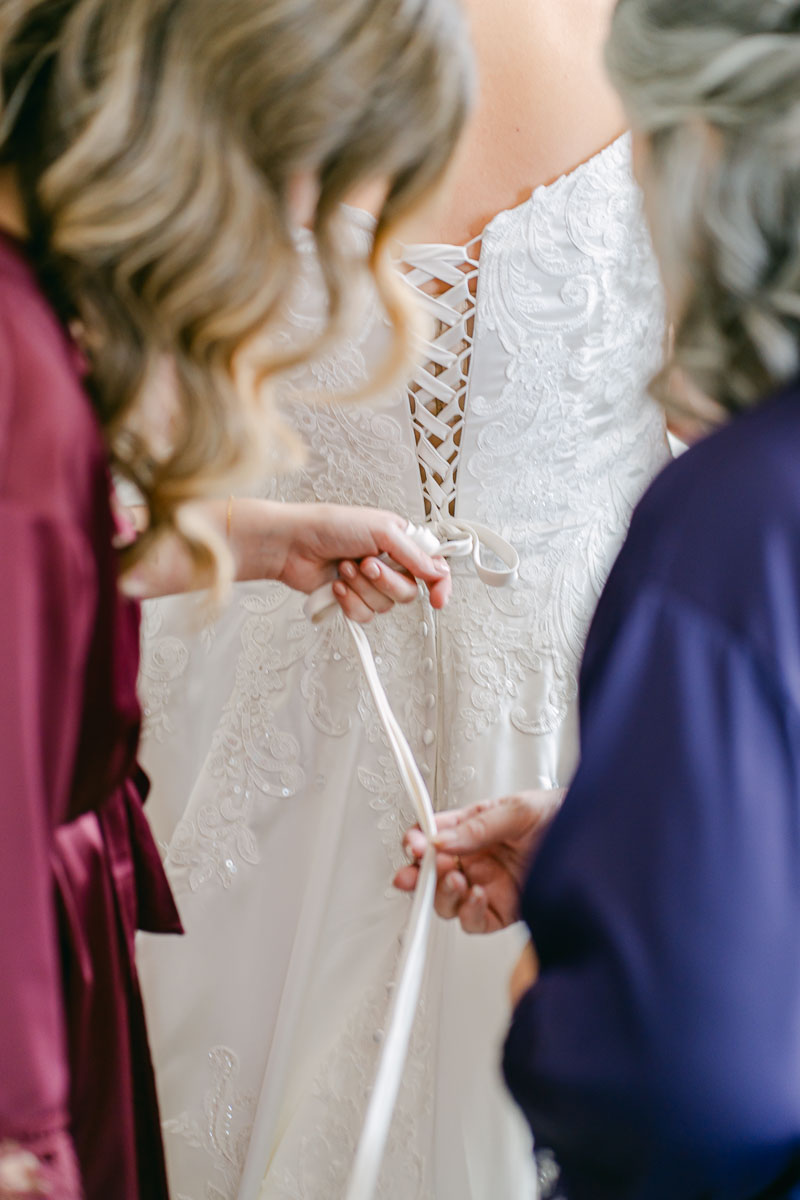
[{"left": 301, "top": 517, "right": 520, "bottom": 1200}]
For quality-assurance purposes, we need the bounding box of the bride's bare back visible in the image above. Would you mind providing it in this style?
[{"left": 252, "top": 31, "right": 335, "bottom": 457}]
[{"left": 409, "top": 0, "right": 624, "bottom": 243}]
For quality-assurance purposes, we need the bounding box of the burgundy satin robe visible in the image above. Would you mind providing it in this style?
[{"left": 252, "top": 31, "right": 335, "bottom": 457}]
[{"left": 0, "top": 233, "right": 182, "bottom": 1198}]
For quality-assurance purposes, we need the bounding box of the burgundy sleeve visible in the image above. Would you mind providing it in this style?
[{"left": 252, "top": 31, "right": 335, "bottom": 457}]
[{"left": 0, "top": 501, "right": 95, "bottom": 1198}]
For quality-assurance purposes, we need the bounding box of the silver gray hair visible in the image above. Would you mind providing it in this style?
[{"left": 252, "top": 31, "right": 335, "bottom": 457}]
[{"left": 607, "top": 0, "right": 800, "bottom": 420}]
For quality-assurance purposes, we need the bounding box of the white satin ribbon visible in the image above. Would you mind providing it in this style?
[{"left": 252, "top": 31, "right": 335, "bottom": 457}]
[
  {"left": 342, "top": 618, "right": 439, "bottom": 1200},
  {"left": 302, "top": 519, "right": 518, "bottom": 1200},
  {"left": 304, "top": 518, "right": 519, "bottom": 626},
  {"left": 428, "top": 515, "right": 520, "bottom": 589}
]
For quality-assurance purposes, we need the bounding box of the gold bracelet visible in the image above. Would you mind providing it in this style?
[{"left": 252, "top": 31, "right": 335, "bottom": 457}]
[{"left": 226, "top": 495, "right": 234, "bottom": 541}]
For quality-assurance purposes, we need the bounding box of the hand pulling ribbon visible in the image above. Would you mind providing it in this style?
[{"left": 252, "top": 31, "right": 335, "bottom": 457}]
[{"left": 304, "top": 520, "right": 519, "bottom": 1200}]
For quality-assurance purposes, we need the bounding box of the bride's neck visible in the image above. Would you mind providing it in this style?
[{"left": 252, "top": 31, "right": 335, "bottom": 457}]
[{"left": 0, "top": 167, "right": 28, "bottom": 240}]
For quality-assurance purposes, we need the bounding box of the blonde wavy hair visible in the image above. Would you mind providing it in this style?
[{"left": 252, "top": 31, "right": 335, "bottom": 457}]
[
  {"left": 0, "top": 0, "right": 472, "bottom": 578},
  {"left": 607, "top": 0, "right": 800, "bottom": 424}
]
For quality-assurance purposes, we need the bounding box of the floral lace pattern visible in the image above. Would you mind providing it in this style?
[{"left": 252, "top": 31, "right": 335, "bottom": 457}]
[
  {"left": 460, "top": 134, "right": 670, "bottom": 740},
  {"left": 139, "top": 604, "right": 190, "bottom": 745},
  {"left": 262, "top": 945, "right": 434, "bottom": 1200},
  {"left": 163, "top": 1046, "right": 257, "bottom": 1200},
  {"left": 162, "top": 587, "right": 307, "bottom": 892}
]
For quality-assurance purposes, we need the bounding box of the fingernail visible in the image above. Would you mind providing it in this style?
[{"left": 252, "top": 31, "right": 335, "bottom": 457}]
[
  {"left": 434, "top": 557, "right": 449, "bottom": 574},
  {"left": 340, "top": 562, "right": 356, "bottom": 580},
  {"left": 333, "top": 581, "right": 347, "bottom": 597},
  {"left": 435, "top": 831, "right": 456, "bottom": 849},
  {"left": 407, "top": 830, "right": 427, "bottom": 855},
  {"left": 444, "top": 875, "right": 458, "bottom": 895},
  {"left": 362, "top": 560, "right": 381, "bottom": 581}
]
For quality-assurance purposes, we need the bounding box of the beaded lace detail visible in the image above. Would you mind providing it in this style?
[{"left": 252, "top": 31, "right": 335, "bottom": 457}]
[{"left": 401, "top": 241, "right": 480, "bottom": 518}]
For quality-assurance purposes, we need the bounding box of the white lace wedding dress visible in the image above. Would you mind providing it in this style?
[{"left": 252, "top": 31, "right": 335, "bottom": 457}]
[{"left": 136, "top": 134, "right": 671, "bottom": 1200}]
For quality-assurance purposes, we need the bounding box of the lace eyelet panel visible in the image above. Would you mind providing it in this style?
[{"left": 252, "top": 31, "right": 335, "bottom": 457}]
[{"left": 400, "top": 241, "right": 480, "bottom": 519}]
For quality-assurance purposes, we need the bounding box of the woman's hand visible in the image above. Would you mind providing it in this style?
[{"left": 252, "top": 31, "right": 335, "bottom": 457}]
[
  {"left": 258, "top": 501, "right": 452, "bottom": 620},
  {"left": 121, "top": 497, "right": 452, "bottom": 617},
  {"left": 394, "top": 789, "right": 565, "bottom": 933}
]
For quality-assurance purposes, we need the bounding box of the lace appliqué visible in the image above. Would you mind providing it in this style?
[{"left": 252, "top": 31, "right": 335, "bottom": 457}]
[
  {"left": 139, "top": 604, "right": 190, "bottom": 745},
  {"left": 163, "top": 1046, "right": 256, "bottom": 1200},
  {"left": 160, "top": 396, "right": 421, "bottom": 893},
  {"left": 264, "top": 950, "right": 434, "bottom": 1200},
  {"left": 163, "top": 587, "right": 308, "bottom": 892},
  {"left": 139, "top": 598, "right": 219, "bottom": 744},
  {"left": 460, "top": 135, "right": 671, "bottom": 739}
]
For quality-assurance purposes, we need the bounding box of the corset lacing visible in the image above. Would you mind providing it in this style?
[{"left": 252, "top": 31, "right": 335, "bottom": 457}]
[{"left": 401, "top": 239, "right": 480, "bottom": 520}]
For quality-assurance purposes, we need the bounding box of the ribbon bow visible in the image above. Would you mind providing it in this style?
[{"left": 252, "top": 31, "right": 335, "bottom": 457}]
[
  {"left": 422, "top": 515, "right": 519, "bottom": 588},
  {"left": 304, "top": 518, "right": 518, "bottom": 625},
  {"left": 303, "top": 520, "right": 518, "bottom": 1200}
]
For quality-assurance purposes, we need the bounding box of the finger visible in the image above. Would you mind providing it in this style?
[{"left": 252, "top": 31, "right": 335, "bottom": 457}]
[
  {"left": 379, "top": 523, "right": 451, "bottom": 589},
  {"left": 403, "top": 810, "right": 462, "bottom": 850},
  {"left": 427, "top": 565, "right": 452, "bottom": 610},
  {"left": 434, "top": 801, "right": 510, "bottom": 859},
  {"left": 459, "top": 886, "right": 493, "bottom": 935},
  {"left": 429, "top": 808, "right": 468, "bottom": 833},
  {"left": 331, "top": 580, "right": 374, "bottom": 624},
  {"left": 335, "top": 561, "right": 393, "bottom": 614},
  {"left": 433, "top": 871, "right": 469, "bottom": 920},
  {"left": 394, "top": 863, "right": 420, "bottom": 893},
  {"left": 403, "top": 827, "right": 429, "bottom": 860},
  {"left": 401, "top": 829, "right": 462, "bottom": 885},
  {"left": 338, "top": 562, "right": 394, "bottom": 614},
  {"left": 433, "top": 798, "right": 524, "bottom": 856},
  {"left": 359, "top": 558, "right": 420, "bottom": 605}
]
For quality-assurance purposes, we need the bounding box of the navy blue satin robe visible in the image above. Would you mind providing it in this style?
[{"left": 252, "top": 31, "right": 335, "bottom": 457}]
[{"left": 504, "top": 380, "right": 800, "bottom": 1199}]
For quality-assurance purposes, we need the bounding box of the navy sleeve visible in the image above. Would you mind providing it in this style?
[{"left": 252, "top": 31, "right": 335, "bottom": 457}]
[{"left": 504, "top": 582, "right": 800, "bottom": 1200}]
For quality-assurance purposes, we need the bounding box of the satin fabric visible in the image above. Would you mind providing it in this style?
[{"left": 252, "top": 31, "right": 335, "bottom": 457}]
[
  {"left": 505, "top": 378, "right": 800, "bottom": 1199},
  {"left": 0, "top": 233, "right": 181, "bottom": 1198}
]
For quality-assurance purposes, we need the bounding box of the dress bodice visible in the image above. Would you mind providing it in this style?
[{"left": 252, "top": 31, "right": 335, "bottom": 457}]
[
  {"left": 262, "top": 132, "right": 670, "bottom": 757},
  {"left": 280, "top": 133, "right": 667, "bottom": 522},
  {"left": 400, "top": 133, "right": 668, "bottom": 543}
]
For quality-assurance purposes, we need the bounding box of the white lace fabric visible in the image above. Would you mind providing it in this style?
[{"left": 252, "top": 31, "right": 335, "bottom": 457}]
[{"left": 135, "top": 134, "right": 672, "bottom": 1200}]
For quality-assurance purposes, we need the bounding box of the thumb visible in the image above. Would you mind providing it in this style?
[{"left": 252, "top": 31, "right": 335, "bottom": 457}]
[{"left": 380, "top": 522, "right": 450, "bottom": 586}]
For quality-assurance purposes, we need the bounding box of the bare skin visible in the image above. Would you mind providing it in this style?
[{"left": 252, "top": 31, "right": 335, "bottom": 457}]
[{"left": 406, "top": 0, "right": 625, "bottom": 245}]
